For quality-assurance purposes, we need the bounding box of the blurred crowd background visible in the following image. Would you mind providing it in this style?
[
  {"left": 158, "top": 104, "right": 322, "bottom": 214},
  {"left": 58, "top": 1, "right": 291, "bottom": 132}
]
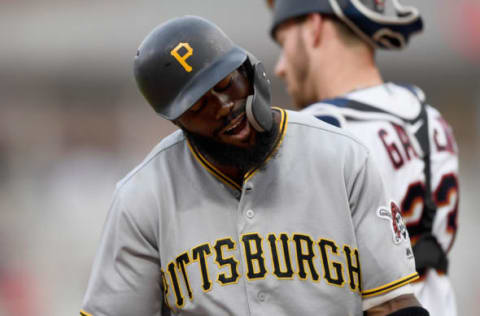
[{"left": 0, "top": 0, "right": 479, "bottom": 315}]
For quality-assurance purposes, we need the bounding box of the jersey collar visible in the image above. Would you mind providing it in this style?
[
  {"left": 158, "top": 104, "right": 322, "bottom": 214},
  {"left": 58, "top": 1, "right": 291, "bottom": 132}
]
[{"left": 187, "top": 108, "right": 288, "bottom": 191}]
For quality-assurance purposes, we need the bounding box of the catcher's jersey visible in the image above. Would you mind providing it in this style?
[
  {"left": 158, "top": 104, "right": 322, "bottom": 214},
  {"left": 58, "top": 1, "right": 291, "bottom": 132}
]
[
  {"left": 302, "top": 83, "right": 459, "bottom": 316},
  {"left": 80, "top": 109, "right": 417, "bottom": 316}
]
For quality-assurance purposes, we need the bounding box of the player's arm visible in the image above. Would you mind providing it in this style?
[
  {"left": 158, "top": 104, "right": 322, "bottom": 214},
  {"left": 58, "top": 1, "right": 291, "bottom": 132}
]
[
  {"left": 347, "top": 152, "right": 425, "bottom": 314},
  {"left": 80, "top": 188, "right": 164, "bottom": 316},
  {"left": 365, "top": 294, "right": 428, "bottom": 315}
]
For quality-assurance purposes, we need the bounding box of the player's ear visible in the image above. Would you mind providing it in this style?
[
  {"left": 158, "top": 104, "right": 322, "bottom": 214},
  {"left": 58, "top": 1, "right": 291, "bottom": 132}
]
[{"left": 304, "top": 13, "right": 323, "bottom": 48}]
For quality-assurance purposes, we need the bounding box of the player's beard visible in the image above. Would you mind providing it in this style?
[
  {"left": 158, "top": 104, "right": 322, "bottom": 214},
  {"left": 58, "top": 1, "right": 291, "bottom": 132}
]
[{"left": 183, "top": 117, "right": 278, "bottom": 173}]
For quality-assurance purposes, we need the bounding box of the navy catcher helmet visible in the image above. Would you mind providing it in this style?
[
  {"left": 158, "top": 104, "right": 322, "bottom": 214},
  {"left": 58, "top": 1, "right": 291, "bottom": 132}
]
[
  {"left": 134, "top": 16, "right": 272, "bottom": 132},
  {"left": 269, "top": 0, "right": 423, "bottom": 50}
]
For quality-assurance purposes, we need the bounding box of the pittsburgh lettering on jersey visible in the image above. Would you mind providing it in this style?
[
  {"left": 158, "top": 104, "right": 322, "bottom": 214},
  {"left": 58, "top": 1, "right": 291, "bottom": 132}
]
[
  {"left": 213, "top": 237, "right": 240, "bottom": 285},
  {"left": 162, "top": 233, "right": 361, "bottom": 311}
]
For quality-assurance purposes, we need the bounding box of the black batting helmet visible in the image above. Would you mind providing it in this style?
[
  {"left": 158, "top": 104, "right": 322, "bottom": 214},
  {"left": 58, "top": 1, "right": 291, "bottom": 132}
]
[
  {"left": 269, "top": 0, "right": 423, "bottom": 50},
  {"left": 134, "top": 16, "right": 272, "bottom": 132}
]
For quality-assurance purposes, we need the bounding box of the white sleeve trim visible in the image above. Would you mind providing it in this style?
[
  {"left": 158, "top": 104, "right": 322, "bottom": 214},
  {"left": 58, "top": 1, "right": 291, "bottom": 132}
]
[{"left": 362, "top": 284, "right": 414, "bottom": 311}]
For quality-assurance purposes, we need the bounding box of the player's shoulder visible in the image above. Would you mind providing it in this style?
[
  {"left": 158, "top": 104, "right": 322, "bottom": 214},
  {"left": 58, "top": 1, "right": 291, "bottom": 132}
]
[
  {"left": 347, "top": 83, "right": 424, "bottom": 119},
  {"left": 304, "top": 83, "right": 426, "bottom": 122},
  {"left": 287, "top": 108, "right": 351, "bottom": 136},
  {"left": 425, "top": 103, "right": 446, "bottom": 120},
  {"left": 285, "top": 109, "right": 370, "bottom": 153},
  {"left": 116, "top": 130, "right": 186, "bottom": 190}
]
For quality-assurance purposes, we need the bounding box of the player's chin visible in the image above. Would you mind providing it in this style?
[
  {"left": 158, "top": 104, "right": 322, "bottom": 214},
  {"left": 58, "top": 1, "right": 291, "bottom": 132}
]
[
  {"left": 218, "top": 134, "right": 255, "bottom": 149},
  {"left": 219, "top": 128, "right": 256, "bottom": 148}
]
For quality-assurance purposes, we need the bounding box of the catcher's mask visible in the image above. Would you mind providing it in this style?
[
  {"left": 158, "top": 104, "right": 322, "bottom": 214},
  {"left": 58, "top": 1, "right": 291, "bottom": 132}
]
[
  {"left": 134, "top": 16, "right": 273, "bottom": 132},
  {"left": 269, "top": 0, "right": 423, "bottom": 50}
]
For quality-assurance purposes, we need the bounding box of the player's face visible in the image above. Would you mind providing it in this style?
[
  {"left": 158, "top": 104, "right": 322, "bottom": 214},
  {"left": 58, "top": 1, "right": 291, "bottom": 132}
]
[
  {"left": 274, "top": 20, "right": 315, "bottom": 108},
  {"left": 177, "top": 69, "right": 256, "bottom": 148}
]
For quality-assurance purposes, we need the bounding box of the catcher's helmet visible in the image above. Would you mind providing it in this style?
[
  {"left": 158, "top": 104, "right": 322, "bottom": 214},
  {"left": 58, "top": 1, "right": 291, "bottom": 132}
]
[
  {"left": 134, "top": 16, "right": 272, "bottom": 132},
  {"left": 269, "top": 0, "right": 423, "bottom": 50}
]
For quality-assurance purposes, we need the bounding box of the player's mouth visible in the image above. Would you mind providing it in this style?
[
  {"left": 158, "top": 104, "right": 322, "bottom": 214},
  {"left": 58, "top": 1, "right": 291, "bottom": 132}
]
[{"left": 221, "top": 112, "right": 250, "bottom": 140}]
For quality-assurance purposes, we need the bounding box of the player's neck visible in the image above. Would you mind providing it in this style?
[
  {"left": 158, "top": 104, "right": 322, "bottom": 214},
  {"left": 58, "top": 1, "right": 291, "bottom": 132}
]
[
  {"left": 318, "top": 66, "right": 383, "bottom": 100},
  {"left": 192, "top": 111, "right": 281, "bottom": 186},
  {"left": 313, "top": 44, "right": 383, "bottom": 101}
]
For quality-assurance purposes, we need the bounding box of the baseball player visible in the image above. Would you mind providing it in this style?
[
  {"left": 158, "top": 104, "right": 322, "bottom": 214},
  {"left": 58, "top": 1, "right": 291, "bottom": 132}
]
[
  {"left": 266, "top": 1, "right": 459, "bottom": 315},
  {"left": 80, "top": 16, "right": 428, "bottom": 316}
]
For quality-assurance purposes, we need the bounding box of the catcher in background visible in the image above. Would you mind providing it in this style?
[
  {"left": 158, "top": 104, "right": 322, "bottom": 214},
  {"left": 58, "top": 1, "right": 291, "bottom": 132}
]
[
  {"left": 80, "top": 15, "right": 428, "bottom": 316},
  {"left": 266, "top": 1, "right": 459, "bottom": 315}
]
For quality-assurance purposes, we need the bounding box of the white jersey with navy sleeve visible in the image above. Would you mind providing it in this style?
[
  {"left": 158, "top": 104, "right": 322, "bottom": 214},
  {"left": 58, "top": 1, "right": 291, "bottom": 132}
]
[
  {"left": 302, "top": 83, "right": 459, "bottom": 316},
  {"left": 80, "top": 109, "right": 418, "bottom": 316}
]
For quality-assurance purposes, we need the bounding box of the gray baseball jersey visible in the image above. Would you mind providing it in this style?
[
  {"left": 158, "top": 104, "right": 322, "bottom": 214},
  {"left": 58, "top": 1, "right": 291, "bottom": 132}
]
[{"left": 80, "top": 109, "right": 417, "bottom": 316}]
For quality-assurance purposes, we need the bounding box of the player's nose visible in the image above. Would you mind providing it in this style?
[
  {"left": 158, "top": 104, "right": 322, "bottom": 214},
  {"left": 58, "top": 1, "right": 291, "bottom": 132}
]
[
  {"left": 210, "top": 90, "right": 234, "bottom": 120},
  {"left": 274, "top": 54, "right": 286, "bottom": 78},
  {"left": 215, "top": 101, "right": 234, "bottom": 120}
]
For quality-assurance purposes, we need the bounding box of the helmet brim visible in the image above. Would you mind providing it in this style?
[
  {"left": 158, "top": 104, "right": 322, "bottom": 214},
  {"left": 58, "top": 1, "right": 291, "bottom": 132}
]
[{"left": 162, "top": 46, "right": 248, "bottom": 120}]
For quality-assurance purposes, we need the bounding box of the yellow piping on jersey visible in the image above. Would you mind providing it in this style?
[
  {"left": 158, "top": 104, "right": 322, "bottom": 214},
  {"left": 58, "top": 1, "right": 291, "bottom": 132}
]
[
  {"left": 187, "top": 140, "right": 242, "bottom": 191},
  {"left": 244, "top": 107, "right": 288, "bottom": 182},
  {"left": 80, "top": 310, "right": 93, "bottom": 316},
  {"left": 361, "top": 272, "right": 419, "bottom": 298},
  {"left": 187, "top": 108, "right": 288, "bottom": 191}
]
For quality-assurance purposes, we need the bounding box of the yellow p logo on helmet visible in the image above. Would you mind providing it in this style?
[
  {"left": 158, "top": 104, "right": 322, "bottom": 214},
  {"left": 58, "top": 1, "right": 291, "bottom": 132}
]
[{"left": 171, "top": 42, "right": 193, "bottom": 72}]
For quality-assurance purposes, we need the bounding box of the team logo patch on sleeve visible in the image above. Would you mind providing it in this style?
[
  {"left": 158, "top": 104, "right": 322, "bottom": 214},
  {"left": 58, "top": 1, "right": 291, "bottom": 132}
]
[{"left": 377, "top": 201, "right": 408, "bottom": 244}]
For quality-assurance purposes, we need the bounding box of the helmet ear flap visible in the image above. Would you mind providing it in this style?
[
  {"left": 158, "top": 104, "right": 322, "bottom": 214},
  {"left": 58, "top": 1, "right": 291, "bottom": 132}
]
[{"left": 243, "top": 54, "right": 273, "bottom": 132}]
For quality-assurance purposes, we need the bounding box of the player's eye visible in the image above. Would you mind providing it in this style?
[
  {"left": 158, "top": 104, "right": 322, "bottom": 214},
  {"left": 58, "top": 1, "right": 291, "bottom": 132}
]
[
  {"left": 213, "top": 74, "right": 233, "bottom": 92},
  {"left": 190, "top": 97, "right": 207, "bottom": 113}
]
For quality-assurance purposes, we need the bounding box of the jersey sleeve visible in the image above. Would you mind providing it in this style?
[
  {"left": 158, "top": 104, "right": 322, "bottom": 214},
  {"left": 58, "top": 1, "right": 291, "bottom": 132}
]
[
  {"left": 80, "top": 188, "right": 164, "bottom": 316},
  {"left": 348, "top": 154, "right": 418, "bottom": 307}
]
